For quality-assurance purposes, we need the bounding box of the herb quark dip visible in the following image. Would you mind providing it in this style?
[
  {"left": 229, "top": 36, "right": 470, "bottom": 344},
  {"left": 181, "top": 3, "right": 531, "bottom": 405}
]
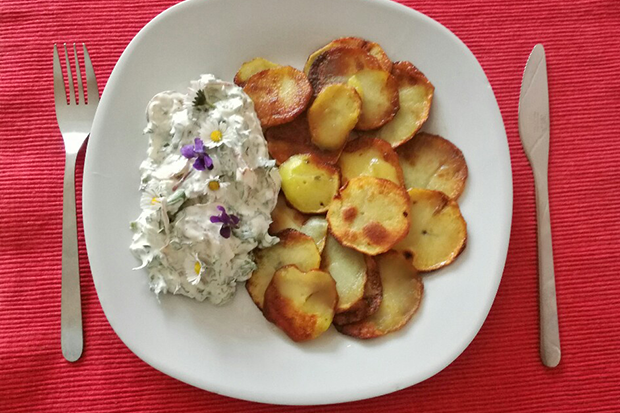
[{"left": 130, "top": 74, "right": 280, "bottom": 304}]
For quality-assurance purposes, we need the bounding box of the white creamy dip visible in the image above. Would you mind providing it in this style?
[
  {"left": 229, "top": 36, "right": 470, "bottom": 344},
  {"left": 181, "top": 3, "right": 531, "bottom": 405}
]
[{"left": 130, "top": 74, "right": 280, "bottom": 304}]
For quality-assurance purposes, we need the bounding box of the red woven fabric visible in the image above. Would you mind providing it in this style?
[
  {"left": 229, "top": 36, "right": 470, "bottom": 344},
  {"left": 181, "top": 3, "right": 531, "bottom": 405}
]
[{"left": 1, "top": 0, "right": 619, "bottom": 411}]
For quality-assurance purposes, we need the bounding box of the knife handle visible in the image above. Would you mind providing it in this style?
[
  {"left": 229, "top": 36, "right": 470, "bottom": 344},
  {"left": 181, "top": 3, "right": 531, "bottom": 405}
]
[{"left": 534, "top": 171, "right": 561, "bottom": 367}]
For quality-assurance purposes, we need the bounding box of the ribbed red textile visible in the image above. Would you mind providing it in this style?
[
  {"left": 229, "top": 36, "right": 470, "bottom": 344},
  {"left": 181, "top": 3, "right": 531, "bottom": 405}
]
[{"left": 1, "top": 0, "right": 619, "bottom": 411}]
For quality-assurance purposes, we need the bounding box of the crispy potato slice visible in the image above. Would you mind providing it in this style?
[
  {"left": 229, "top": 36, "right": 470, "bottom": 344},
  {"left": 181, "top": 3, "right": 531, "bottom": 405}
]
[
  {"left": 243, "top": 66, "right": 312, "bottom": 128},
  {"left": 264, "top": 114, "right": 343, "bottom": 165},
  {"left": 263, "top": 265, "right": 338, "bottom": 342},
  {"left": 280, "top": 154, "right": 340, "bottom": 213},
  {"left": 397, "top": 133, "right": 468, "bottom": 199},
  {"left": 338, "top": 137, "right": 404, "bottom": 186},
  {"left": 246, "top": 229, "right": 321, "bottom": 309},
  {"left": 308, "top": 84, "right": 361, "bottom": 151},
  {"left": 347, "top": 69, "right": 399, "bottom": 130},
  {"left": 394, "top": 188, "right": 467, "bottom": 271},
  {"left": 234, "top": 57, "right": 280, "bottom": 87},
  {"left": 321, "top": 235, "right": 367, "bottom": 313},
  {"left": 270, "top": 194, "right": 307, "bottom": 234},
  {"left": 304, "top": 37, "right": 392, "bottom": 75},
  {"left": 307, "top": 47, "right": 382, "bottom": 95},
  {"left": 336, "top": 251, "right": 423, "bottom": 338},
  {"left": 371, "top": 61, "right": 434, "bottom": 148},
  {"left": 327, "top": 176, "right": 410, "bottom": 255},
  {"left": 333, "top": 256, "right": 382, "bottom": 325},
  {"left": 300, "top": 216, "right": 329, "bottom": 253}
]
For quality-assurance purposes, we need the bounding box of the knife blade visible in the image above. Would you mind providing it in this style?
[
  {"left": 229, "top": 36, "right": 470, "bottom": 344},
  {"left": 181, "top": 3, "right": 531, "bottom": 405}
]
[{"left": 518, "top": 44, "right": 561, "bottom": 368}]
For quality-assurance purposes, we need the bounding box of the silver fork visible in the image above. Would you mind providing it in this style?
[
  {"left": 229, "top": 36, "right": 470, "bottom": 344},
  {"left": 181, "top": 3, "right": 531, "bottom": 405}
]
[{"left": 53, "top": 43, "right": 99, "bottom": 362}]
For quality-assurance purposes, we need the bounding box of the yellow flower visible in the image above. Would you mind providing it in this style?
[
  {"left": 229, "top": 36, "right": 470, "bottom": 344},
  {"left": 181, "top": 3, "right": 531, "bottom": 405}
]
[
  {"left": 210, "top": 130, "right": 222, "bottom": 142},
  {"left": 208, "top": 180, "right": 220, "bottom": 191},
  {"left": 151, "top": 197, "right": 160, "bottom": 205},
  {"left": 194, "top": 261, "right": 202, "bottom": 275}
]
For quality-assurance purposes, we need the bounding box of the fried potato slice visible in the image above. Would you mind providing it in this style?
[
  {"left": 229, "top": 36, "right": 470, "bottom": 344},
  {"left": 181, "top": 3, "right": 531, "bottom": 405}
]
[
  {"left": 333, "top": 255, "right": 382, "bottom": 325},
  {"left": 394, "top": 188, "right": 467, "bottom": 272},
  {"left": 371, "top": 61, "right": 434, "bottom": 148},
  {"left": 307, "top": 47, "right": 382, "bottom": 95},
  {"left": 234, "top": 57, "right": 280, "bottom": 87},
  {"left": 243, "top": 66, "right": 312, "bottom": 128},
  {"left": 397, "top": 133, "right": 468, "bottom": 199},
  {"left": 338, "top": 137, "right": 404, "bottom": 186},
  {"left": 308, "top": 84, "right": 362, "bottom": 151},
  {"left": 270, "top": 194, "right": 307, "bottom": 234},
  {"left": 280, "top": 154, "right": 340, "bottom": 214},
  {"left": 300, "top": 216, "right": 328, "bottom": 253},
  {"left": 336, "top": 251, "right": 423, "bottom": 338},
  {"left": 264, "top": 114, "right": 343, "bottom": 165},
  {"left": 304, "top": 37, "right": 392, "bottom": 75},
  {"left": 347, "top": 69, "right": 399, "bottom": 130},
  {"left": 246, "top": 229, "right": 321, "bottom": 309},
  {"left": 263, "top": 265, "right": 338, "bottom": 342},
  {"left": 327, "top": 176, "right": 410, "bottom": 255},
  {"left": 321, "top": 235, "right": 367, "bottom": 313}
]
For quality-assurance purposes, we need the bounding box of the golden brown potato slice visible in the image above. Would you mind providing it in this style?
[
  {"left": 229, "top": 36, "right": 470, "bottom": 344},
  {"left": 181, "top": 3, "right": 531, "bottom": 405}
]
[
  {"left": 336, "top": 251, "right": 423, "bottom": 338},
  {"left": 307, "top": 47, "right": 382, "bottom": 95},
  {"left": 397, "top": 133, "right": 468, "bottom": 199},
  {"left": 234, "top": 57, "right": 280, "bottom": 87},
  {"left": 321, "top": 235, "right": 366, "bottom": 313},
  {"left": 300, "top": 216, "right": 328, "bottom": 253},
  {"left": 332, "top": 256, "right": 382, "bottom": 325},
  {"left": 327, "top": 176, "right": 410, "bottom": 255},
  {"left": 394, "top": 188, "right": 467, "bottom": 272},
  {"left": 338, "top": 137, "right": 404, "bottom": 186},
  {"left": 243, "top": 66, "right": 312, "bottom": 128},
  {"left": 279, "top": 154, "right": 340, "bottom": 214},
  {"left": 347, "top": 69, "right": 399, "bottom": 130},
  {"left": 304, "top": 37, "right": 392, "bottom": 75},
  {"left": 308, "top": 84, "right": 362, "bottom": 151},
  {"left": 264, "top": 114, "right": 343, "bottom": 165},
  {"left": 270, "top": 194, "right": 307, "bottom": 234},
  {"left": 246, "top": 229, "right": 321, "bottom": 309},
  {"left": 263, "top": 265, "right": 338, "bottom": 342},
  {"left": 371, "top": 61, "right": 434, "bottom": 148}
]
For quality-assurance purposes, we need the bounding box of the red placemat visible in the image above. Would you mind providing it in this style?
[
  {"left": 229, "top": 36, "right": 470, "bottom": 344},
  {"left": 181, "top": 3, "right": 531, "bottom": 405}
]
[{"left": 1, "top": 0, "right": 619, "bottom": 411}]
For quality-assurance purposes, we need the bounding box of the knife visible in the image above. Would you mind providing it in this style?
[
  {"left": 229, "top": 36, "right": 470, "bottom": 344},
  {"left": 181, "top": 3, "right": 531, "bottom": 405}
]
[{"left": 518, "top": 44, "right": 561, "bottom": 368}]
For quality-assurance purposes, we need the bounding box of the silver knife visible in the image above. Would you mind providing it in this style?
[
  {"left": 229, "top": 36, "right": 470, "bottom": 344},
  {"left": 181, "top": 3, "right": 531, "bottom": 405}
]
[{"left": 518, "top": 44, "right": 561, "bottom": 368}]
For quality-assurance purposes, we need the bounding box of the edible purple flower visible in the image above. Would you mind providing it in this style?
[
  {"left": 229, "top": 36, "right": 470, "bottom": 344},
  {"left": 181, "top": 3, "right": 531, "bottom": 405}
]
[
  {"left": 210, "top": 206, "right": 240, "bottom": 239},
  {"left": 181, "top": 138, "right": 213, "bottom": 171}
]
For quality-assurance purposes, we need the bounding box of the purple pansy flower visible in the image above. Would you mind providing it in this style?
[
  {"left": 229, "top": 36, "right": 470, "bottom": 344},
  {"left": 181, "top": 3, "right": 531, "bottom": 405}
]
[
  {"left": 181, "top": 138, "right": 213, "bottom": 171},
  {"left": 210, "top": 206, "right": 240, "bottom": 239}
]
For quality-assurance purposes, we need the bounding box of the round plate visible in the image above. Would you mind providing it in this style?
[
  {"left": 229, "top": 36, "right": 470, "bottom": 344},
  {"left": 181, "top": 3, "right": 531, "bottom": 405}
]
[{"left": 83, "top": 0, "right": 512, "bottom": 405}]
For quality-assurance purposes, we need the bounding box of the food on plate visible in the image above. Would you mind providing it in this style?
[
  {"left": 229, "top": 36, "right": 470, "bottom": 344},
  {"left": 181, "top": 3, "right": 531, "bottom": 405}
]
[
  {"left": 263, "top": 265, "right": 338, "bottom": 342},
  {"left": 246, "top": 229, "right": 321, "bottom": 309},
  {"left": 299, "top": 216, "right": 329, "bottom": 253},
  {"left": 243, "top": 66, "right": 312, "bottom": 128},
  {"left": 270, "top": 194, "right": 307, "bottom": 234},
  {"left": 333, "top": 256, "right": 382, "bottom": 325},
  {"left": 129, "top": 75, "right": 280, "bottom": 304},
  {"left": 394, "top": 188, "right": 467, "bottom": 271},
  {"left": 370, "top": 61, "right": 434, "bottom": 148},
  {"left": 327, "top": 176, "right": 410, "bottom": 256},
  {"left": 304, "top": 36, "right": 392, "bottom": 75},
  {"left": 336, "top": 251, "right": 423, "bottom": 338},
  {"left": 347, "top": 69, "right": 399, "bottom": 130},
  {"left": 338, "top": 137, "right": 404, "bottom": 186},
  {"left": 234, "top": 57, "right": 281, "bottom": 87},
  {"left": 308, "top": 84, "right": 361, "bottom": 151},
  {"left": 397, "top": 132, "right": 468, "bottom": 199},
  {"left": 279, "top": 154, "right": 340, "bottom": 213},
  {"left": 307, "top": 47, "right": 382, "bottom": 95},
  {"left": 264, "top": 113, "right": 343, "bottom": 165}
]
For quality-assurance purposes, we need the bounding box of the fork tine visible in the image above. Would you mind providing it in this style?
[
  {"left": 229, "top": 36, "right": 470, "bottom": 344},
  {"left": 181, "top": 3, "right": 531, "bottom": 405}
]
[
  {"left": 73, "top": 44, "right": 85, "bottom": 104},
  {"left": 53, "top": 44, "right": 67, "bottom": 106},
  {"left": 83, "top": 44, "right": 99, "bottom": 105},
  {"left": 63, "top": 43, "right": 76, "bottom": 105}
]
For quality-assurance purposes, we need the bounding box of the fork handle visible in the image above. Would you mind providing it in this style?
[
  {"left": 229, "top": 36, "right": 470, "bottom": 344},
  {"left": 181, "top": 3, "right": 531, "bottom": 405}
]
[
  {"left": 61, "top": 151, "right": 83, "bottom": 362},
  {"left": 534, "top": 170, "right": 561, "bottom": 368}
]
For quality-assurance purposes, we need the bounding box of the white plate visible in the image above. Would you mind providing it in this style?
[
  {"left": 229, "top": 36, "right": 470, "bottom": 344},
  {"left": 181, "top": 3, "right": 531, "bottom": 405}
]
[{"left": 83, "top": 0, "right": 512, "bottom": 405}]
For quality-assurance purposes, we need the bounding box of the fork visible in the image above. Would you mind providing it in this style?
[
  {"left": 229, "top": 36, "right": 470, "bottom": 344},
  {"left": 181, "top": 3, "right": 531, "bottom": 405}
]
[{"left": 53, "top": 43, "right": 99, "bottom": 362}]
